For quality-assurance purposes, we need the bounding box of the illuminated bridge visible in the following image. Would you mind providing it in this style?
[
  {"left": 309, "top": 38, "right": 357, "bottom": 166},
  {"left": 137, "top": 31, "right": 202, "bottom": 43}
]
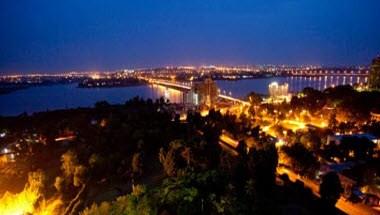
[
  {"left": 145, "top": 78, "right": 192, "bottom": 91},
  {"left": 287, "top": 69, "right": 368, "bottom": 77},
  {"left": 141, "top": 78, "right": 250, "bottom": 106}
]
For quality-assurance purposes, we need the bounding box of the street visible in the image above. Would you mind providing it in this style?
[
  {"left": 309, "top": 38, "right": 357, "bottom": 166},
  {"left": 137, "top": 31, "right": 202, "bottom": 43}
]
[{"left": 278, "top": 167, "right": 380, "bottom": 215}]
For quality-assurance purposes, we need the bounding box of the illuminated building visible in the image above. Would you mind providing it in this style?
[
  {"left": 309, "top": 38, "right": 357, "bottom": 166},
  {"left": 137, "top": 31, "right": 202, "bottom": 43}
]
[
  {"left": 368, "top": 56, "right": 380, "bottom": 89},
  {"left": 184, "top": 90, "right": 199, "bottom": 106},
  {"left": 184, "top": 78, "right": 218, "bottom": 107},
  {"left": 268, "top": 82, "right": 290, "bottom": 103},
  {"left": 269, "top": 82, "right": 288, "bottom": 97}
]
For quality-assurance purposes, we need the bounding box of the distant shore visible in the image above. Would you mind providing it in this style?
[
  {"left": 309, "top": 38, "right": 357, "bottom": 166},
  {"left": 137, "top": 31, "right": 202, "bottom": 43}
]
[{"left": 78, "top": 78, "right": 146, "bottom": 88}]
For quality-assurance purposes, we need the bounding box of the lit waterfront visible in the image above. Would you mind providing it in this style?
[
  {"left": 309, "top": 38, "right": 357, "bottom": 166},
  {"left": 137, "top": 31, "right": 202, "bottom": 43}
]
[
  {"left": 285, "top": 75, "right": 367, "bottom": 92},
  {"left": 0, "top": 76, "right": 367, "bottom": 116},
  {"left": 216, "top": 75, "right": 366, "bottom": 98}
]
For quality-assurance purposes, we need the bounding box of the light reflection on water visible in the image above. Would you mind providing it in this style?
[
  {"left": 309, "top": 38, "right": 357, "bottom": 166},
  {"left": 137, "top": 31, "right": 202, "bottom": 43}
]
[
  {"left": 285, "top": 75, "right": 365, "bottom": 92},
  {"left": 151, "top": 85, "right": 183, "bottom": 104},
  {"left": 217, "top": 75, "right": 366, "bottom": 98},
  {"left": 0, "top": 76, "right": 366, "bottom": 116}
]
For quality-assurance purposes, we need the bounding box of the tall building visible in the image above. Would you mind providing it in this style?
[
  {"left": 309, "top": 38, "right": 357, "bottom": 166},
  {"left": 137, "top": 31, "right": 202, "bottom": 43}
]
[
  {"left": 268, "top": 82, "right": 290, "bottom": 103},
  {"left": 184, "top": 78, "right": 218, "bottom": 107},
  {"left": 269, "top": 82, "right": 289, "bottom": 98},
  {"left": 369, "top": 56, "right": 380, "bottom": 89}
]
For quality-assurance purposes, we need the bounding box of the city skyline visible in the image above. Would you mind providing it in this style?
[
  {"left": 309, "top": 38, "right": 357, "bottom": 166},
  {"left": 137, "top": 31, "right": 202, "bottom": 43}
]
[
  {"left": 1, "top": 0, "right": 380, "bottom": 74},
  {"left": 2, "top": 1, "right": 380, "bottom": 215}
]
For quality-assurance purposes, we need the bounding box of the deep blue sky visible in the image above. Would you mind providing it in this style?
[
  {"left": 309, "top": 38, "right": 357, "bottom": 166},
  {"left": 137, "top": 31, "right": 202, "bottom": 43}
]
[{"left": 1, "top": 0, "right": 380, "bottom": 74}]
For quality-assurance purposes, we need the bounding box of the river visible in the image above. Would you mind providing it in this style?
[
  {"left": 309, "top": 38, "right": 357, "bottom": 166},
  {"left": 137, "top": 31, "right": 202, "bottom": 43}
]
[{"left": 0, "top": 76, "right": 367, "bottom": 116}]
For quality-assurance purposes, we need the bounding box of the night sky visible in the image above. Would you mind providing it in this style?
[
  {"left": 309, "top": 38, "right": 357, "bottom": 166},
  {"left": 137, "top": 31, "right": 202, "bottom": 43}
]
[{"left": 1, "top": 0, "right": 380, "bottom": 73}]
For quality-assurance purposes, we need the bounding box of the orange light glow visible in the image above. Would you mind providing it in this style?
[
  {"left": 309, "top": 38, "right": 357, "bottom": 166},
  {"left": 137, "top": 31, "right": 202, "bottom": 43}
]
[
  {"left": 0, "top": 183, "right": 62, "bottom": 215},
  {"left": 219, "top": 134, "right": 239, "bottom": 148},
  {"left": 90, "top": 74, "right": 100, "bottom": 80},
  {"left": 200, "top": 110, "right": 209, "bottom": 117},
  {"left": 275, "top": 139, "right": 285, "bottom": 148}
]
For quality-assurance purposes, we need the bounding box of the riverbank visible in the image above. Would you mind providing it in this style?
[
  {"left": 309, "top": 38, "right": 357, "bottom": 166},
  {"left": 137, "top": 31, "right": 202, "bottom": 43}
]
[{"left": 78, "top": 78, "right": 146, "bottom": 88}]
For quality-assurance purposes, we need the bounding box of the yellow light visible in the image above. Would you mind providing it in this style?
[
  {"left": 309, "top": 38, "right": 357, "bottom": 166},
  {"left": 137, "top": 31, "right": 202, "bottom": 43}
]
[
  {"left": 179, "top": 113, "right": 187, "bottom": 121},
  {"left": 276, "top": 139, "right": 285, "bottom": 148},
  {"left": 219, "top": 134, "right": 239, "bottom": 148},
  {"left": 0, "top": 183, "right": 62, "bottom": 215},
  {"left": 262, "top": 126, "right": 270, "bottom": 132},
  {"left": 200, "top": 110, "right": 209, "bottom": 117},
  {"left": 90, "top": 74, "right": 100, "bottom": 80}
]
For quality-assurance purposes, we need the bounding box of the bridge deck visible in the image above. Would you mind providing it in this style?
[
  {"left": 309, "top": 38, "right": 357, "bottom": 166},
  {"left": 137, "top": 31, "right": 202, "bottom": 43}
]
[{"left": 142, "top": 78, "right": 251, "bottom": 106}]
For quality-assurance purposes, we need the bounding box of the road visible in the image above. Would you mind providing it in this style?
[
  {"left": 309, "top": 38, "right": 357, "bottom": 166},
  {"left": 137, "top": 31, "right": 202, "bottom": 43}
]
[
  {"left": 218, "top": 102, "right": 379, "bottom": 215},
  {"left": 278, "top": 167, "right": 380, "bottom": 215}
]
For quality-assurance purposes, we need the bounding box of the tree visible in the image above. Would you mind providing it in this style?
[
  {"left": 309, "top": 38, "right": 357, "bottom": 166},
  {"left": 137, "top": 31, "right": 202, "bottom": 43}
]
[
  {"left": 247, "top": 142, "right": 278, "bottom": 193},
  {"left": 368, "top": 56, "right": 380, "bottom": 89},
  {"left": 80, "top": 202, "right": 111, "bottom": 215},
  {"left": 301, "top": 87, "right": 326, "bottom": 112},
  {"left": 159, "top": 147, "right": 177, "bottom": 177},
  {"left": 94, "top": 100, "right": 110, "bottom": 109},
  {"left": 319, "top": 172, "right": 343, "bottom": 207},
  {"left": 247, "top": 92, "right": 262, "bottom": 116},
  {"left": 282, "top": 143, "right": 319, "bottom": 178},
  {"left": 54, "top": 176, "right": 65, "bottom": 192},
  {"left": 131, "top": 152, "right": 143, "bottom": 177},
  {"left": 61, "top": 150, "right": 88, "bottom": 187},
  {"left": 27, "top": 169, "right": 46, "bottom": 193},
  {"left": 299, "top": 132, "right": 321, "bottom": 151},
  {"left": 159, "top": 140, "right": 190, "bottom": 177},
  {"left": 328, "top": 111, "right": 338, "bottom": 129},
  {"left": 73, "top": 165, "right": 87, "bottom": 187},
  {"left": 61, "top": 150, "right": 79, "bottom": 179},
  {"left": 229, "top": 141, "right": 279, "bottom": 214},
  {"left": 247, "top": 92, "right": 263, "bottom": 105},
  {"left": 80, "top": 185, "right": 156, "bottom": 215},
  {"left": 88, "top": 153, "right": 105, "bottom": 176}
]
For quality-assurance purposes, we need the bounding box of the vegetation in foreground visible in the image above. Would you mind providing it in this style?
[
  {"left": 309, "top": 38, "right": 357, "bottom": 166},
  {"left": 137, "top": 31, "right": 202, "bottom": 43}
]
[{"left": 0, "top": 95, "right": 353, "bottom": 214}]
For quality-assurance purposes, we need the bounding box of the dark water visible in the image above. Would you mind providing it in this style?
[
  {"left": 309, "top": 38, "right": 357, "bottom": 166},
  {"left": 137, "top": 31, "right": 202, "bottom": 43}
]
[
  {"left": 217, "top": 75, "right": 367, "bottom": 97},
  {"left": 0, "top": 76, "right": 366, "bottom": 116}
]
